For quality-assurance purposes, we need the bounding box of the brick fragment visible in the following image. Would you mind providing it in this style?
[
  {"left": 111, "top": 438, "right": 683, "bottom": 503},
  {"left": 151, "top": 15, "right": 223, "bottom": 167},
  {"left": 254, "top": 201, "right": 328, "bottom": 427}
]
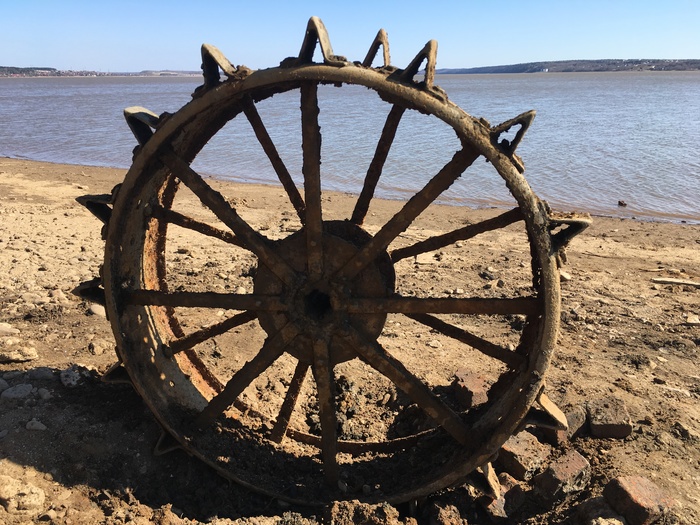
[
  {"left": 542, "top": 405, "right": 588, "bottom": 446},
  {"left": 534, "top": 449, "right": 591, "bottom": 501},
  {"left": 497, "top": 431, "right": 552, "bottom": 480},
  {"left": 603, "top": 476, "right": 676, "bottom": 525},
  {"left": 587, "top": 397, "right": 633, "bottom": 439},
  {"left": 452, "top": 369, "right": 489, "bottom": 408}
]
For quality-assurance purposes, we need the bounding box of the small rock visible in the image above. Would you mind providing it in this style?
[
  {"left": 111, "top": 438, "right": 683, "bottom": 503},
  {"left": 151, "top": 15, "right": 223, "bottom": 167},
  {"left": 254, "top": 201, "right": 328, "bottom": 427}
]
[
  {"left": 26, "top": 419, "right": 47, "bottom": 431},
  {"left": 49, "top": 289, "right": 69, "bottom": 303},
  {"left": 0, "top": 383, "right": 34, "bottom": 401},
  {"left": 0, "top": 378, "right": 9, "bottom": 393},
  {"left": 88, "top": 303, "right": 106, "bottom": 317},
  {"left": 618, "top": 200, "right": 627, "bottom": 207},
  {"left": 0, "top": 322, "right": 20, "bottom": 336},
  {"left": 27, "top": 367, "right": 56, "bottom": 381},
  {"left": 415, "top": 253, "right": 436, "bottom": 265},
  {"left": 427, "top": 339, "right": 442, "bottom": 349},
  {"left": 560, "top": 270, "right": 572, "bottom": 281},
  {"left": 88, "top": 341, "right": 105, "bottom": 356},
  {"left": 0, "top": 474, "right": 46, "bottom": 514},
  {"left": 37, "top": 388, "right": 52, "bottom": 400},
  {"left": 0, "top": 346, "right": 38, "bottom": 363},
  {"left": 59, "top": 364, "right": 96, "bottom": 388}
]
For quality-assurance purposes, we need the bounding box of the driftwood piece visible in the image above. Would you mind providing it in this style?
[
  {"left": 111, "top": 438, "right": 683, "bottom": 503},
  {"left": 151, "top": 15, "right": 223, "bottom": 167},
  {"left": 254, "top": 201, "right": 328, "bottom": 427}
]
[{"left": 651, "top": 277, "right": 700, "bottom": 288}]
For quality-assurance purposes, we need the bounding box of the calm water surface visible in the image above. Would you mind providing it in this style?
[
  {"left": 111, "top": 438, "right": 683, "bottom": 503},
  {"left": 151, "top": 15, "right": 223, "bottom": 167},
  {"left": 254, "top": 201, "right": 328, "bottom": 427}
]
[{"left": 0, "top": 72, "right": 698, "bottom": 223}]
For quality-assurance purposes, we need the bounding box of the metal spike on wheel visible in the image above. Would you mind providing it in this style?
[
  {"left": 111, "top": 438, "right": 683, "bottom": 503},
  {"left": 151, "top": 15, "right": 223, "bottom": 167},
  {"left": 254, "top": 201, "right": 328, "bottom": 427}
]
[{"left": 77, "top": 16, "right": 590, "bottom": 505}]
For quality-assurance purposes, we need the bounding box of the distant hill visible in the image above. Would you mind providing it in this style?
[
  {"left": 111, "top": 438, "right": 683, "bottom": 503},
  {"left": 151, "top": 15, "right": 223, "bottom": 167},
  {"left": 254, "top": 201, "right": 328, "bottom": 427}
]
[
  {"left": 0, "top": 66, "right": 58, "bottom": 76},
  {"left": 0, "top": 66, "right": 199, "bottom": 77},
  {"left": 437, "top": 59, "right": 700, "bottom": 74}
]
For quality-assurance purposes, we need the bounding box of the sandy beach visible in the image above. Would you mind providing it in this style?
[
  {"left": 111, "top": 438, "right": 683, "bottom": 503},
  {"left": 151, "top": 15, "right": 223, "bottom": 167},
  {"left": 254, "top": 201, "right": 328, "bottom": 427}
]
[{"left": 0, "top": 157, "right": 698, "bottom": 524}]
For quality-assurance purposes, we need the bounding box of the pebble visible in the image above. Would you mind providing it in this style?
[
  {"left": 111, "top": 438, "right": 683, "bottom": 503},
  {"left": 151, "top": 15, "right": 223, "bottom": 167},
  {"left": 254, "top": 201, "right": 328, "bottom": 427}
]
[
  {"left": 0, "top": 383, "right": 34, "bottom": 400},
  {"left": 427, "top": 339, "right": 442, "bottom": 349},
  {"left": 88, "top": 303, "right": 106, "bottom": 317},
  {"left": 37, "top": 388, "right": 52, "bottom": 400},
  {"left": 27, "top": 367, "right": 56, "bottom": 381},
  {"left": 0, "top": 322, "right": 20, "bottom": 336},
  {"left": 26, "top": 419, "right": 47, "bottom": 431},
  {"left": 0, "top": 378, "right": 9, "bottom": 393},
  {"left": 560, "top": 270, "right": 572, "bottom": 281}
]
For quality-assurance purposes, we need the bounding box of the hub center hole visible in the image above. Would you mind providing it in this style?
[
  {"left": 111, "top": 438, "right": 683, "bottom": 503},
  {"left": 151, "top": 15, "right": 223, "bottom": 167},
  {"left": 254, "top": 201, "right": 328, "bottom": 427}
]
[{"left": 304, "top": 289, "right": 332, "bottom": 321}]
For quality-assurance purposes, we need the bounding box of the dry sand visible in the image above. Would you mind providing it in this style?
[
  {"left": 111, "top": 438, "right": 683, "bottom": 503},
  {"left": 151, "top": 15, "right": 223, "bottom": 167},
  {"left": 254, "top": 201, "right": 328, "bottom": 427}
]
[{"left": 0, "top": 157, "right": 698, "bottom": 524}]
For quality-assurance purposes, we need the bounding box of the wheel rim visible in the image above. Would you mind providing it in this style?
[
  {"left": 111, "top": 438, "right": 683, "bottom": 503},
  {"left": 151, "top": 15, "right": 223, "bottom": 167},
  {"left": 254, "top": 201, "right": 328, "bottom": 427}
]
[{"left": 103, "top": 22, "right": 561, "bottom": 505}]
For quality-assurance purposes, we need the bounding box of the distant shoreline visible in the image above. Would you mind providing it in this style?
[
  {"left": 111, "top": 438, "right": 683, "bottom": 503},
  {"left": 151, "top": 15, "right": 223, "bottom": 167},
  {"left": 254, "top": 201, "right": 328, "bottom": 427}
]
[{"left": 3, "top": 59, "right": 700, "bottom": 77}]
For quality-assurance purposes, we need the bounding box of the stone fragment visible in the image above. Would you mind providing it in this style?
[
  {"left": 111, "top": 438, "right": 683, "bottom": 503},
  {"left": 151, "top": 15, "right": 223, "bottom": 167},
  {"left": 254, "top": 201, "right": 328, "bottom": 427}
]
[
  {"left": 575, "top": 496, "right": 625, "bottom": 524},
  {"left": 0, "top": 474, "right": 46, "bottom": 514},
  {"left": 59, "top": 364, "right": 97, "bottom": 388},
  {"left": 452, "top": 369, "right": 489, "bottom": 408},
  {"left": 0, "top": 346, "right": 38, "bottom": 363},
  {"left": 27, "top": 367, "right": 56, "bottom": 381},
  {"left": 542, "top": 405, "right": 588, "bottom": 446},
  {"left": 26, "top": 419, "right": 47, "bottom": 431},
  {"left": 0, "top": 383, "right": 33, "bottom": 401},
  {"left": 603, "top": 476, "right": 676, "bottom": 525},
  {"left": 534, "top": 449, "right": 591, "bottom": 501},
  {"left": 0, "top": 322, "right": 20, "bottom": 335},
  {"left": 497, "top": 431, "right": 552, "bottom": 480},
  {"left": 0, "top": 378, "right": 9, "bottom": 393},
  {"left": 587, "top": 397, "right": 633, "bottom": 439},
  {"left": 88, "top": 303, "right": 106, "bottom": 317}
]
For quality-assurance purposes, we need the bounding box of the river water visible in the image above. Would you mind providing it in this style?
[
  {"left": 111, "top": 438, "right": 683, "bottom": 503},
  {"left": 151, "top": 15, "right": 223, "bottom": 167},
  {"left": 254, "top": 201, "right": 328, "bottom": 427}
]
[{"left": 0, "top": 72, "right": 698, "bottom": 223}]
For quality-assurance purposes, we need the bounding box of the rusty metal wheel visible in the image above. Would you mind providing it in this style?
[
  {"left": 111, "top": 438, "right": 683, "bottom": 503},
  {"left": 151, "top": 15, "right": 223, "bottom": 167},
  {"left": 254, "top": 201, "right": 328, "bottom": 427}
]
[{"left": 97, "top": 18, "right": 588, "bottom": 504}]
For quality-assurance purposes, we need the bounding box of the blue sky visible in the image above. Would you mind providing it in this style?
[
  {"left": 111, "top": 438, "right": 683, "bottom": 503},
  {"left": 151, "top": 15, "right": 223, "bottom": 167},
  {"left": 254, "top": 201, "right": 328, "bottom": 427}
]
[{"left": 2, "top": 1, "right": 699, "bottom": 71}]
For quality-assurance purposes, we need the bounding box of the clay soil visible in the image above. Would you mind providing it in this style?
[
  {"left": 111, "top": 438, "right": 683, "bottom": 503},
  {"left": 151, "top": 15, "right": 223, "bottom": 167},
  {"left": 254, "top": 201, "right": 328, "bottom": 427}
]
[{"left": 0, "top": 158, "right": 698, "bottom": 524}]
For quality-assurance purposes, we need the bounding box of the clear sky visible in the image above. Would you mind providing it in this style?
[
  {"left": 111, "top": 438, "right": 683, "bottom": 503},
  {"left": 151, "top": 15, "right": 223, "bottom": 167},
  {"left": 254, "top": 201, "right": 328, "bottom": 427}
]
[{"left": 2, "top": 0, "right": 699, "bottom": 72}]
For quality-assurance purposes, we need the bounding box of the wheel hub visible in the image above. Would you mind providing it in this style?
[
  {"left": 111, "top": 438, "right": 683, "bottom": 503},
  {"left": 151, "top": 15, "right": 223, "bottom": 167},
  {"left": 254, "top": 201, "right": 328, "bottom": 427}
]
[{"left": 254, "top": 220, "right": 395, "bottom": 365}]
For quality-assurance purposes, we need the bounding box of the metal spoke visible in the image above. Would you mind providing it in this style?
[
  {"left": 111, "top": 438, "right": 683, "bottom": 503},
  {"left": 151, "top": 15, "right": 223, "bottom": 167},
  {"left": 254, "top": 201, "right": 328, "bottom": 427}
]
[
  {"left": 344, "top": 326, "right": 472, "bottom": 447},
  {"left": 164, "top": 310, "right": 258, "bottom": 357},
  {"left": 242, "top": 95, "right": 306, "bottom": 223},
  {"left": 406, "top": 313, "right": 527, "bottom": 369},
  {"left": 126, "top": 289, "right": 287, "bottom": 311},
  {"left": 336, "top": 147, "right": 480, "bottom": 281},
  {"left": 311, "top": 337, "right": 339, "bottom": 484},
  {"left": 351, "top": 104, "right": 406, "bottom": 225},
  {"left": 391, "top": 207, "right": 524, "bottom": 262},
  {"left": 163, "top": 151, "right": 298, "bottom": 285},
  {"left": 152, "top": 206, "right": 242, "bottom": 247},
  {"left": 300, "top": 81, "right": 324, "bottom": 281},
  {"left": 195, "top": 322, "right": 299, "bottom": 427},
  {"left": 344, "top": 295, "right": 539, "bottom": 316},
  {"left": 270, "top": 362, "right": 309, "bottom": 443}
]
